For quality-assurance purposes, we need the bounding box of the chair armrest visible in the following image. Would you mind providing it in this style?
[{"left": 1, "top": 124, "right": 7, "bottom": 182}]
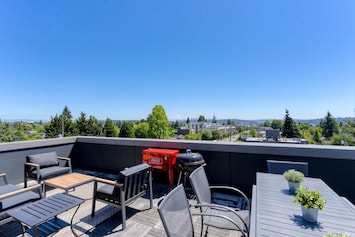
[
  {"left": 0, "top": 173, "right": 8, "bottom": 185},
  {"left": 191, "top": 212, "right": 247, "bottom": 237},
  {"left": 94, "top": 177, "right": 123, "bottom": 188},
  {"left": 193, "top": 202, "right": 249, "bottom": 234},
  {"left": 0, "top": 184, "right": 42, "bottom": 200},
  {"left": 24, "top": 162, "right": 40, "bottom": 167},
  {"left": 58, "top": 156, "right": 71, "bottom": 161},
  {"left": 210, "top": 185, "right": 251, "bottom": 210}
]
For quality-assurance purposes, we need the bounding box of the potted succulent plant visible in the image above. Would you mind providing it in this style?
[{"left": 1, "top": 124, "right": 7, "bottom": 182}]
[
  {"left": 294, "top": 186, "right": 327, "bottom": 223},
  {"left": 283, "top": 169, "right": 305, "bottom": 194}
]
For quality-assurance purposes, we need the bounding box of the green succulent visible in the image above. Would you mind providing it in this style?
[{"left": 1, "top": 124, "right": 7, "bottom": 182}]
[
  {"left": 294, "top": 186, "right": 327, "bottom": 210},
  {"left": 283, "top": 169, "right": 305, "bottom": 183}
]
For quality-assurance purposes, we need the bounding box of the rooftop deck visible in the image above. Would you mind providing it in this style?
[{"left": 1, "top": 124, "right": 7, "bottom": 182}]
[
  {"left": 0, "top": 175, "right": 241, "bottom": 237},
  {"left": 1, "top": 136, "right": 354, "bottom": 236}
]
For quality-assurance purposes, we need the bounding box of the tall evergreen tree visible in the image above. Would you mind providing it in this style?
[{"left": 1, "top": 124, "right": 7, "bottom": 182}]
[
  {"left": 282, "top": 109, "right": 299, "bottom": 138},
  {"left": 320, "top": 111, "right": 339, "bottom": 139},
  {"left": 119, "top": 121, "right": 134, "bottom": 138},
  {"left": 103, "top": 118, "right": 118, "bottom": 137}
]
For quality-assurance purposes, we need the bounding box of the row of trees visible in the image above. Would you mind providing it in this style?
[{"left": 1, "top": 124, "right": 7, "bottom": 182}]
[
  {"left": 260, "top": 109, "right": 355, "bottom": 145},
  {"left": 1, "top": 106, "right": 354, "bottom": 146}
]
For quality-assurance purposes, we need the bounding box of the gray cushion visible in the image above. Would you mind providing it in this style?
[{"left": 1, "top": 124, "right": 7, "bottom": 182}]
[
  {"left": 0, "top": 184, "right": 40, "bottom": 212},
  {"left": 30, "top": 166, "right": 71, "bottom": 179},
  {"left": 27, "top": 151, "right": 59, "bottom": 167},
  {"left": 97, "top": 184, "right": 121, "bottom": 203}
]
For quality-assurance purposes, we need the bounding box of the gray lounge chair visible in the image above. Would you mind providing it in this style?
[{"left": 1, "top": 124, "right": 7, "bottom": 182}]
[
  {"left": 267, "top": 159, "right": 309, "bottom": 176},
  {"left": 158, "top": 184, "right": 247, "bottom": 237},
  {"left": 189, "top": 166, "right": 250, "bottom": 237},
  {"left": 24, "top": 151, "right": 72, "bottom": 187},
  {"left": 91, "top": 163, "right": 153, "bottom": 230},
  {"left": 0, "top": 173, "right": 42, "bottom": 228}
]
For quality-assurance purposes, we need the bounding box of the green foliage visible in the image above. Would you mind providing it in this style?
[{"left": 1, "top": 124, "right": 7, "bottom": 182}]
[
  {"left": 103, "top": 118, "right": 118, "bottom": 137},
  {"left": 119, "top": 121, "right": 134, "bottom": 138},
  {"left": 320, "top": 111, "right": 339, "bottom": 139},
  {"left": 198, "top": 115, "right": 207, "bottom": 122},
  {"left": 263, "top": 120, "right": 271, "bottom": 127},
  {"left": 147, "top": 105, "right": 170, "bottom": 139},
  {"left": 282, "top": 109, "right": 300, "bottom": 138},
  {"left": 184, "top": 133, "right": 201, "bottom": 140},
  {"left": 323, "top": 233, "right": 350, "bottom": 237},
  {"left": 271, "top": 119, "right": 283, "bottom": 129},
  {"left": 283, "top": 169, "right": 304, "bottom": 183},
  {"left": 133, "top": 122, "right": 149, "bottom": 138},
  {"left": 211, "top": 130, "right": 221, "bottom": 140},
  {"left": 294, "top": 186, "right": 327, "bottom": 210},
  {"left": 201, "top": 130, "right": 213, "bottom": 140}
]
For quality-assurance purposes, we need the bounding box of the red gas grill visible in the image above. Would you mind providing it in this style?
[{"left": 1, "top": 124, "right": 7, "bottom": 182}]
[{"left": 142, "top": 148, "right": 179, "bottom": 187}]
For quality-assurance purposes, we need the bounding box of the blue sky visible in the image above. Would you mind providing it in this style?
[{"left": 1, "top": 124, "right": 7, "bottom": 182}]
[{"left": 1, "top": 1, "right": 354, "bottom": 122}]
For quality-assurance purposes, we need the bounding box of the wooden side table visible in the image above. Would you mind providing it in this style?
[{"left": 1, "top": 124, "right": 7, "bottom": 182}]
[{"left": 43, "top": 172, "right": 95, "bottom": 196}]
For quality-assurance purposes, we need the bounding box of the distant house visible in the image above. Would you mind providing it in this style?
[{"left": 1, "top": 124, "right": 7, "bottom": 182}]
[{"left": 266, "top": 129, "right": 280, "bottom": 141}]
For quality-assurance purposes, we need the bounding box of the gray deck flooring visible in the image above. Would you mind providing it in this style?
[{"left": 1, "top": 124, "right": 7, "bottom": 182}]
[{"left": 0, "top": 178, "right": 242, "bottom": 237}]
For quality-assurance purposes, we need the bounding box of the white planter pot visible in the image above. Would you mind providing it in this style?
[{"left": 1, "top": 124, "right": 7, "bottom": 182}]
[
  {"left": 301, "top": 206, "right": 319, "bottom": 223},
  {"left": 288, "top": 181, "right": 300, "bottom": 194}
]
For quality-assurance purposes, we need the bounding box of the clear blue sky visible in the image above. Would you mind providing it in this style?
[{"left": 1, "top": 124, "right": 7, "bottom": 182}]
[{"left": 1, "top": 1, "right": 354, "bottom": 122}]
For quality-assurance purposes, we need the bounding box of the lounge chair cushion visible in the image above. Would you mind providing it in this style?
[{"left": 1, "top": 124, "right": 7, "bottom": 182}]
[
  {"left": 27, "top": 151, "right": 59, "bottom": 168},
  {"left": 96, "top": 184, "right": 121, "bottom": 203},
  {"left": 29, "top": 166, "right": 71, "bottom": 180},
  {"left": 0, "top": 184, "right": 40, "bottom": 212}
]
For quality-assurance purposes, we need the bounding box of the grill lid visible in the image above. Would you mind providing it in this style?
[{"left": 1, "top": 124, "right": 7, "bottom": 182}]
[{"left": 177, "top": 149, "right": 204, "bottom": 164}]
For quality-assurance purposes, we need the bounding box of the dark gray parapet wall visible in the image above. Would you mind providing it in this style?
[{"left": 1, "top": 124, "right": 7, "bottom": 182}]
[{"left": 1, "top": 136, "right": 354, "bottom": 203}]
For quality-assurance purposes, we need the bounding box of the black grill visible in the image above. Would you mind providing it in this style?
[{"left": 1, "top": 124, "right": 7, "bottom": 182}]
[{"left": 177, "top": 149, "right": 205, "bottom": 186}]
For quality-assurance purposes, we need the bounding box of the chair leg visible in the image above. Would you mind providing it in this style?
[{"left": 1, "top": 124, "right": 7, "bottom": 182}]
[
  {"left": 91, "top": 182, "right": 97, "bottom": 217},
  {"left": 91, "top": 199, "right": 96, "bottom": 217}
]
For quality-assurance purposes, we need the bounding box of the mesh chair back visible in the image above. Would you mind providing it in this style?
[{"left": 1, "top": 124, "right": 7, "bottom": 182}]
[
  {"left": 267, "top": 160, "right": 309, "bottom": 176},
  {"left": 189, "top": 166, "right": 212, "bottom": 205},
  {"left": 158, "top": 184, "right": 194, "bottom": 237}
]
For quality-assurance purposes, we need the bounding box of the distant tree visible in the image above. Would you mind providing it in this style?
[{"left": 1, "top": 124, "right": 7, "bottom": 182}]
[
  {"left": 226, "top": 119, "right": 235, "bottom": 125},
  {"left": 0, "top": 122, "right": 16, "bottom": 142},
  {"left": 282, "top": 109, "right": 300, "bottom": 138},
  {"left": 263, "top": 120, "right": 271, "bottom": 127},
  {"left": 186, "top": 117, "right": 190, "bottom": 124},
  {"left": 201, "top": 130, "right": 213, "bottom": 140},
  {"left": 103, "top": 118, "right": 118, "bottom": 137},
  {"left": 211, "top": 130, "right": 221, "bottom": 140},
  {"left": 44, "top": 115, "right": 62, "bottom": 138},
  {"left": 249, "top": 128, "right": 258, "bottom": 138},
  {"left": 197, "top": 115, "right": 207, "bottom": 122},
  {"left": 173, "top": 120, "right": 180, "bottom": 129},
  {"left": 320, "top": 111, "right": 339, "bottom": 139},
  {"left": 147, "top": 105, "right": 170, "bottom": 139},
  {"left": 86, "top": 116, "right": 103, "bottom": 136},
  {"left": 313, "top": 127, "right": 323, "bottom": 144},
  {"left": 119, "top": 121, "right": 134, "bottom": 138},
  {"left": 134, "top": 122, "right": 149, "bottom": 138},
  {"left": 76, "top": 112, "right": 89, "bottom": 136},
  {"left": 184, "top": 132, "right": 201, "bottom": 140},
  {"left": 271, "top": 119, "right": 283, "bottom": 129},
  {"left": 212, "top": 115, "right": 217, "bottom": 124},
  {"left": 342, "top": 118, "right": 355, "bottom": 146}
]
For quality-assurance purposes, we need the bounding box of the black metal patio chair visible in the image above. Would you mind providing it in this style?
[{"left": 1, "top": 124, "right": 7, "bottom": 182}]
[{"left": 189, "top": 166, "right": 250, "bottom": 237}]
